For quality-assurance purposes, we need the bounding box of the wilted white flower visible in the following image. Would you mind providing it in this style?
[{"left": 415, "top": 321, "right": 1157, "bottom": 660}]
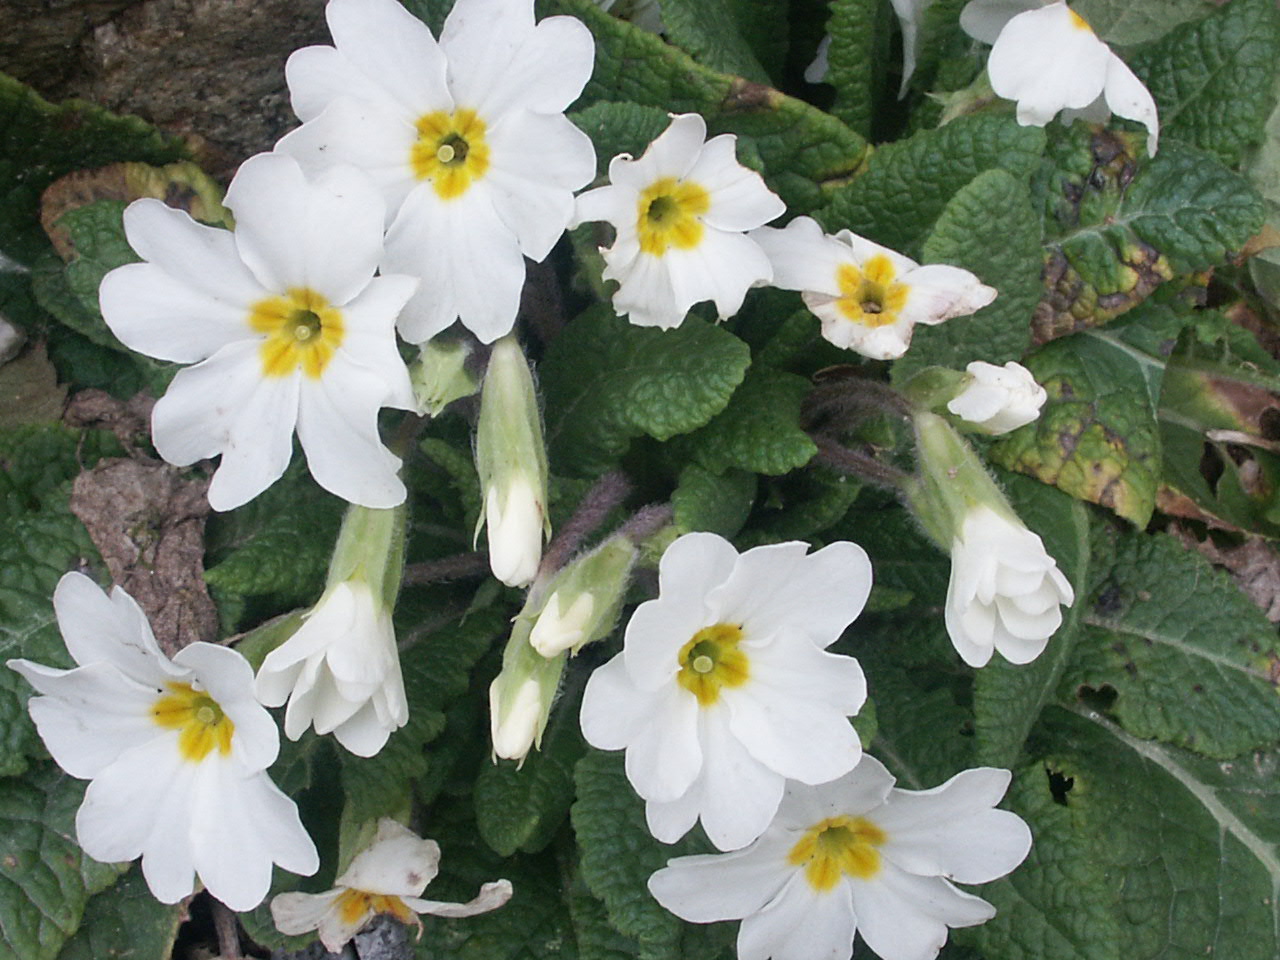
[
  {"left": 580, "top": 532, "right": 871, "bottom": 851},
  {"left": 946, "top": 504, "right": 1074, "bottom": 667},
  {"left": 753, "top": 216, "right": 995, "bottom": 360},
  {"left": 946, "top": 360, "right": 1046, "bottom": 434},
  {"left": 278, "top": 0, "right": 596, "bottom": 344},
  {"left": 960, "top": 0, "right": 1159, "bottom": 155},
  {"left": 272, "top": 818, "right": 512, "bottom": 951},
  {"left": 99, "top": 152, "right": 417, "bottom": 512},
  {"left": 8, "top": 573, "right": 317, "bottom": 910},
  {"left": 255, "top": 580, "right": 407, "bottom": 757},
  {"left": 649, "top": 756, "right": 1032, "bottom": 960},
  {"left": 573, "top": 112, "right": 785, "bottom": 329}
]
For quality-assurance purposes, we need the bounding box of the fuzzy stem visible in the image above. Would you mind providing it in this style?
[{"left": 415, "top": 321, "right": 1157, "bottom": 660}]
[
  {"left": 811, "top": 434, "right": 909, "bottom": 490},
  {"left": 402, "top": 551, "right": 491, "bottom": 586},
  {"left": 539, "top": 470, "right": 634, "bottom": 577},
  {"left": 212, "top": 900, "right": 242, "bottom": 960}
]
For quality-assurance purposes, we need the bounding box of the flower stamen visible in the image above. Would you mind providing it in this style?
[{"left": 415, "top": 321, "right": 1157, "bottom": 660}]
[
  {"left": 636, "top": 177, "right": 711, "bottom": 256},
  {"left": 152, "top": 682, "right": 235, "bottom": 763},
  {"left": 248, "top": 288, "right": 344, "bottom": 379},
  {"left": 835, "top": 256, "right": 909, "bottom": 329},
  {"left": 411, "top": 109, "right": 491, "bottom": 200},
  {"left": 788, "top": 815, "right": 887, "bottom": 891},
  {"left": 676, "top": 623, "right": 748, "bottom": 706}
]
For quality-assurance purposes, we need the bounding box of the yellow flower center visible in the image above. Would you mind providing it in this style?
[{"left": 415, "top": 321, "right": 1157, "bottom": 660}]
[
  {"left": 151, "top": 682, "right": 235, "bottom": 763},
  {"left": 676, "top": 623, "right": 749, "bottom": 707},
  {"left": 411, "top": 108, "right": 491, "bottom": 200},
  {"left": 1067, "top": 7, "right": 1093, "bottom": 32},
  {"left": 334, "top": 889, "right": 415, "bottom": 927},
  {"left": 248, "top": 287, "right": 344, "bottom": 379},
  {"left": 787, "top": 815, "right": 887, "bottom": 891},
  {"left": 637, "top": 177, "right": 711, "bottom": 256},
  {"left": 834, "top": 256, "right": 909, "bottom": 328}
]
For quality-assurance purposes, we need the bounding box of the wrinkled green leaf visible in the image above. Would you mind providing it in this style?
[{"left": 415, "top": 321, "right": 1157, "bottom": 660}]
[
  {"left": 672, "top": 464, "right": 756, "bottom": 538},
  {"left": 824, "top": 0, "right": 882, "bottom": 137},
  {"left": 1073, "top": 0, "right": 1213, "bottom": 46},
  {"left": 660, "top": 0, "right": 768, "bottom": 82},
  {"left": 571, "top": 101, "right": 672, "bottom": 179},
  {"left": 55, "top": 869, "right": 183, "bottom": 960},
  {"left": 678, "top": 367, "right": 816, "bottom": 476},
  {"left": 542, "top": 308, "right": 750, "bottom": 476}
]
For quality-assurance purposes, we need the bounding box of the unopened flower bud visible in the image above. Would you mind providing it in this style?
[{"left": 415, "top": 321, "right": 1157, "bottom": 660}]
[
  {"left": 489, "top": 678, "right": 544, "bottom": 761},
  {"left": 475, "top": 335, "right": 549, "bottom": 588},
  {"left": 946, "top": 361, "right": 1046, "bottom": 435},
  {"left": 528, "top": 535, "right": 638, "bottom": 658},
  {"left": 530, "top": 591, "right": 595, "bottom": 657}
]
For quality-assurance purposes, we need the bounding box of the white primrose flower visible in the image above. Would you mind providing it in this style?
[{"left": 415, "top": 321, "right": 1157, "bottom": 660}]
[
  {"left": 277, "top": 0, "right": 596, "bottom": 344},
  {"left": 7, "top": 573, "right": 318, "bottom": 911},
  {"left": 580, "top": 532, "right": 871, "bottom": 851},
  {"left": 572, "top": 112, "right": 786, "bottom": 329},
  {"left": 272, "top": 818, "right": 512, "bottom": 952},
  {"left": 752, "top": 217, "right": 996, "bottom": 360},
  {"left": 946, "top": 504, "right": 1074, "bottom": 667},
  {"left": 946, "top": 360, "right": 1046, "bottom": 434},
  {"left": 99, "top": 152, "right": 417, "bottom": 512},
  {"left": 255, "top": 581, "right": 407, "bottom": 758},
  {"left": 649, "top": 756, "right": 1032, "bottom": 960},
  {"left": 960, "top": 0, "right": 1159, "bottom": 156}
]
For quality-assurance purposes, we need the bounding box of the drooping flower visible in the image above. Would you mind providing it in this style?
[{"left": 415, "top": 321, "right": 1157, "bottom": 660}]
[
  {"left": 277, "top": 0, "right": 597, "bottom": 344},
  {"left": 649, "top": 756, "right": 1032, "bottom": 960},
  {"left": 751, "top": 217, "right": 996, "bottom": 360},
  {"left": 272, "top": 818, "right": 512, "bottom": 952},
  {"left": 98, "top": 152, "right": 417, "bottom": 512},
  {"left": 946, "top": 360, "right": 1046, "bottom": 435},
  {"left": 572, "top": 112, "right": 785, "bottom": 329},
  {"left": 579, "top": 532, "right": 871, "bottom": 851},
  {"left": 7, "top": 572, "right": 318, "bottom": 911},
  {"left": 945, "top": 503, "right": 1074, "bottom": 667},
  {"left": 960, "top": 0, "right": 1159, "bottom": 155}
]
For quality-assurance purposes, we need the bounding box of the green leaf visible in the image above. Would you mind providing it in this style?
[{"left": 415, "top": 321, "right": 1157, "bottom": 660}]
[
  {"left": 203, "top": 466, "right": 345, "bottom": 607},
  {"left": 678, "top": 367, "right": 817, "bottom": 476},
  {"left": 571, "top": 101, "right": 672, "bottom": 179},
  {"left": 339, "top": 607, "right": 505, "bottom": 827},
  {"left": 571, "top": 750, "right": 706, "bottom": 950},
  {"left": 542, "top": 307, "right": 751, "bottom": 476},
  {"left": 659, "top": 0, "right": 769, "bottom": 82},
  {"left": 541, "top": 0, "right": 869, "bottom": 214},
  {"left": 55, "top": 869, "right": 183, "bottom": 960},
  {"left": 672, "top": 464, "right": 756, "bottom": 538},
  {"left": 1037, "top": 133, "right": 1264, "bottom": 338},
  {"left": 817, "top": 113, "right": 1046, "bottom": 258},
  {"left": 990, "top": 328, "right": 1163, "bottom": 526},
  {"left": 972, "top": 474, "right": 1093, "bottom": 768},
  {"left": 739, "top": 467, "right": 861, "bottom": 547},
  {"left": 1072, "top": 0, "right": 1214, "bottom": 45},
  {"left": 1129, "top": 0, "right": 1280, "bottom": 166},
  {"left": 824, "top": 0, "right": 882, "bottom": 137},
  {"left": 894, "top": 168, "right": 1041, "bottom": 379},
  {"left": 722, "top": 0, "right": 788, "bottom": 79},
  {"left": 972, "top": 705, "right": 1280, "bottom": 960},
  {"left": 475, "top": 692, "right": 586, "bottom": 857},
  {"left": 0, "top": 766, "right": 124, "bottom": 960},
  {"left": 1068, "top": 526, "right": 1280, "bottom": 758},
  {"left": 570, "top": 885, "right": 649, "bottom": 960}
]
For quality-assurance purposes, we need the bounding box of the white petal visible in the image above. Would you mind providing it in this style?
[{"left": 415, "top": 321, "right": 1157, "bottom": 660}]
[
  {"left": 697, "top": 709, "right": 785, "bottom": 850},
  {"left": 987, "top": 4, "right": 1110, "bottom": 126},
  {"left": 572, "top": 183, "right": 625, "bottom": 228},
  {"left": 271, "top": 888, "right": 344, "bottom": 937},
  {"left": 738, "top": 872, "right": 857, "bottom": 960},
  {"left": 852, "top": 866, "right": 995, "bottom": 960},
  {"left": 51, "top": 573, "right": 175, "bottom": 683},
  {"left": 1103, "top": 53, "right": 1159, "bottom": 156},
  {"left": 324, "top": 0, "right": 451, "bottom": 118},
  {"left": 405, "top": 878, "right": 514, "bottom": 917},
  {"left": 335, "top": 273, "right": 419, "bottom": 410},
  {"left": 896, "top": 264, "right": 997, "bottom": 328},
  {"left": 709, "top": 540, "right": 872, "bottom": 648},
  {"left": 383, "top": 183, "right": 524, "bottom": 344},
  {"left": 173, "top": 642, "right": 280, "bottom": 772},
  {"left": 295, "top": 356, "right": 406, "bottom": 508},
  {"left": 11, "top": 660, "right": 159, "bottom": 778},
  {"left": 648, "top": 842, "right": 790, "bottom": 922},
  {"left": 645, "top": 787, "right": 703, "bottom": 844},
  {"left": 610, "top": 113, "right": 707, "bottom": 191},
  {"left": 223, "top": 154, "right": 386, "bottom": 307},
  {"left": 286, "top": 44, "right": 397, "bottom": 123},
  {"left": 339, "top": 821, "right": 438, "bottom": 895},
  {"left": 663, "top": 228, "right": 772, "bottom": 322},
  {"left": 608, "top": 249, "right": 684, "bottom": 328},
  {"left": 276, "top": 98, "right": 420, "bottom": 217},
  {"left": 750, "top": 218, "right": 848, "bottom": 296},
  {"left": 443, "top": 0, "right": 593, "bottom": 118},
  {"left": 623, "top": 683, "right": 702, "bottom": 803},
  {"left": 805, "top": 292, "right": 916, "bottom": 359},
  {"left": 689, "top": 134, "right": 785, "bottom": 232},
  {"left": 579, "top": 653, "right": 658, "bottom": 750},
  {"left": 774, "top": 757, "right": 896, "bottom": 833},
  {"left": 486, "top": 111, "right": 596, "bottom": 260},
  {"left": 958, "top": 0, "right": 1039, "bottom": 44}
]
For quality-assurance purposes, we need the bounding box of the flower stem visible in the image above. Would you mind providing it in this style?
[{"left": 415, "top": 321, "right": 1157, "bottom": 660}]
[
  {"left": 212, "top": 899, "right": 242, "bottom": 960},
  {"left": 539, "top": 470, "right": 634, "bottom": 577},
  {"left": 811, "top": 434, "right": 908, "bottom": 491},
  {"left": 402, "top": 551, "right": 491, "bottom": 586}
]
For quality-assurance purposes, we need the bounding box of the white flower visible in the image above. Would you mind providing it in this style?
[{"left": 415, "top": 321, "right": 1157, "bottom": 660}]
[
  {"left": 946, "top": 504, "right": 1074, "bottom": 667},
  {"left": 579, "top": 532, "right": 871, "bottom": 851},
  {"left": 489, "top": 676, "right": 545, "bottom": 761},
  {"left": 272, "top": 818, "right": 512, "bottom": 952},
  {"left": 752, "top": 217, "right": 996, "bottom": 360},
  {"left": 960, "top": 0, "right": 1159, "bottom": 156},
  {"left": 572, "top": 113, "right": 785, "bottom": 329},
  {"left": 649, "top": 756, "right": 1032, "bottom": 960},
  {"left": 99, "top": 153, "right": 416, "bottom": 512},
  {"left": 7, "top": 573, "right": 318, "bottom": 911},
  {"left": 484, "top": 476, "right": 545, "bottom": 588},
  {"left": 946, "top": 360, "right": 1046, "bottom": 434},
  {"left": 277, "top": 0, "right": 596, "bottom": 345},
  {"left": 530, "top": 590, "right": 595, "bottom": 657},
  {"left": 255, "top": 580, "right": 407, "bottom": 758}
]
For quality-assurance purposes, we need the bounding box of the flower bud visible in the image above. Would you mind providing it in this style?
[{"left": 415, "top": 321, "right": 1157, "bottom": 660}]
[
  {"left": 475, "top": 335, "right": 549, "bottom": 587},
  {"left": 528, "top": 535, "right": 638, "bottom": 658},
  {"left": 488, "top": 611, "right": 564, "bottom": 762},
  {"left": 489, "top": 678, "right": 544, "bottom": 761},
  {"left": 530, "top": 592, "right": 595, "bottom": 658},
  {"left": 410, "top": 335, "right": 479, "bottom": 417},
  {"left": 946, "top": 360, "right": 1046, "bottom": 435}
]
